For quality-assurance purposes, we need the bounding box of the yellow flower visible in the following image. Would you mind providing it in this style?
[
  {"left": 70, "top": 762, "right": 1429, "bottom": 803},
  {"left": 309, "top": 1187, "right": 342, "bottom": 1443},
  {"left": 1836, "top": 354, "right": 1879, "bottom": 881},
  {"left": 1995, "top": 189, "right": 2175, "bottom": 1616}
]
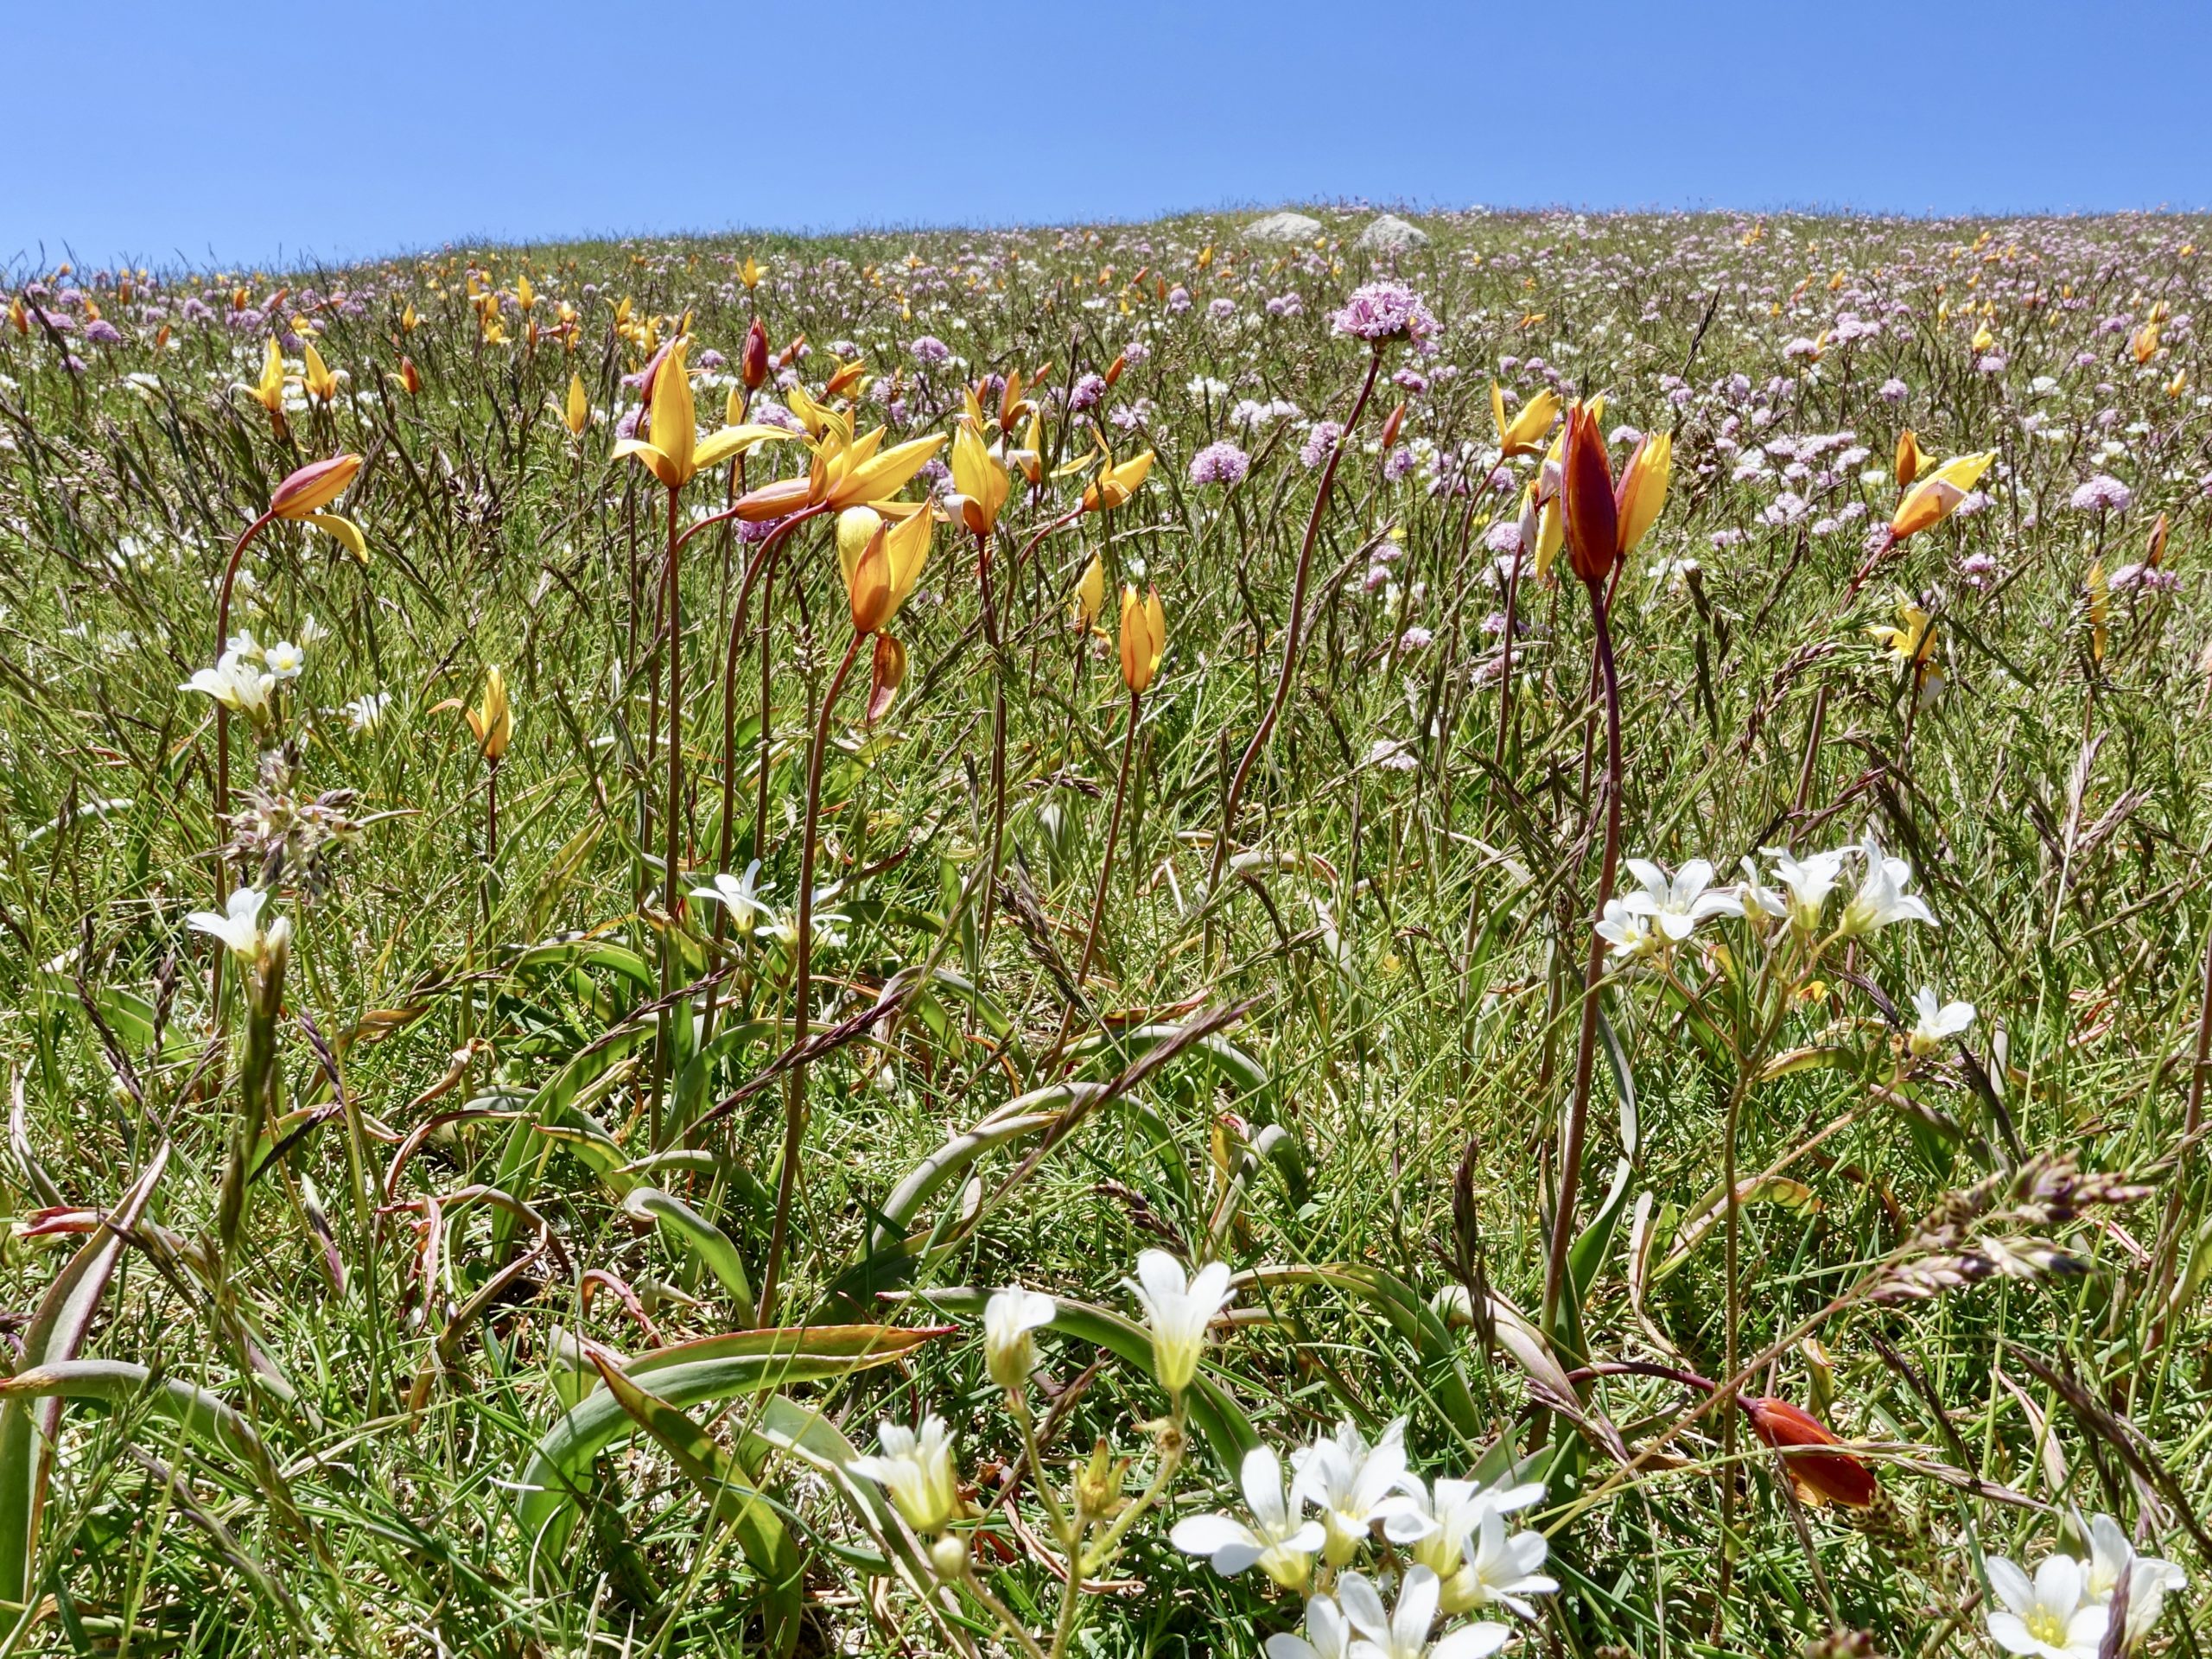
[
  {"left": 950, "top": 423, "right": 1010, "bottom": 536},
  {"left": 739, "top": 257, "right": 764, "bottom": 290},
  {"left": 842, "top": 506, "right": 932, "bottom": 635},
  {"left": 1889, "top": 452, "right": 1994, "bottom": 542},
  {"left": 612, "top": 337, "right": 791, "bottom": 491},
  {"left": 1614, "top": 430, "right": 1671, "bottom": 557},
  {"left": 300, "top": 341, "right": 340, "bottom": 403},
  {"left": 448, "top": 666, "right": 513, "bottom": 764},
  {"left": 2086, "top": 561, "right": 2109, "bottom": 664},
  {"left": 1076, "top": 553, "right": 1105, "bottom": 631},
  {"left": 1894, "top": 429, "right": 1923, "bottom": 489},
  {"left": 269, "top": 454, "right": 368, "bottom": 561},
  {"left": 1868, "top": 603, "right": 1937, "bottom": 669},
  {"left": 1491, "top": 383, "right": 1560, "bottom": 458},
  {"left": 2132, "top": 318, "right": 2161, "bottom": 364},
  {"left": 1118, "top": 584, "right": 1166, "bottom": 694},
  {"left": 1082, "top": 448, "right": 1154, "bottom": 514},
  {"left": 563, "top": 372, "right": 588, "bottom": 436},
  {"left": 239, "top": 336, "right": 287, "bottom": 416}
]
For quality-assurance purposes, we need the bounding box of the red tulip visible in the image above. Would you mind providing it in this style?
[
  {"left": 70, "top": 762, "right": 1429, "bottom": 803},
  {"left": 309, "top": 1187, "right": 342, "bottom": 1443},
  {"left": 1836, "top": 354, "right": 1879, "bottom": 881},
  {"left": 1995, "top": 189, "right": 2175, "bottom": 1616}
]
[
  {"left": 1740, "top": 1395, "right": 1878, "bottom": 1509},
  {"left": 1560, "top": 402, "right": 1620, "bottom": 588}
]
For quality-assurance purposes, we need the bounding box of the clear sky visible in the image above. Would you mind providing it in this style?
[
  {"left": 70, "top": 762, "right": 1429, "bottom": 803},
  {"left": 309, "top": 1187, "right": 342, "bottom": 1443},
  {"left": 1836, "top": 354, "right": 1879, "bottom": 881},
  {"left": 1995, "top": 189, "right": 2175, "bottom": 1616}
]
[{"left": 10, "top": 0, "right": 2207, "bottom": 272}]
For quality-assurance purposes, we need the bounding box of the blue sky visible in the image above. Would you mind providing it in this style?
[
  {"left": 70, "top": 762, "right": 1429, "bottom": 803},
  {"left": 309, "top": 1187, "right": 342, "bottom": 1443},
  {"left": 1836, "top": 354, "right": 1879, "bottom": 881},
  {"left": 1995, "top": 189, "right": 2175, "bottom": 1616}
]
[{"left": 11, "top": 0, "right": 2207, "bottom": 271}]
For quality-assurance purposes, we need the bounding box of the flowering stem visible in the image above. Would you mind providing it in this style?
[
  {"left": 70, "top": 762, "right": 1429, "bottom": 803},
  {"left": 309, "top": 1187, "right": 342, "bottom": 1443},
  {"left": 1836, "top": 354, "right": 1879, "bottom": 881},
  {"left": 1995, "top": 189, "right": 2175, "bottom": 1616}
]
[
  {"left": 1542, "top": 579, "right": 1624, "bottom": 1342},
  {"left": 1074, "top": 691, "right": 1141, "bottom": 990},
  {"left": 1209, "top": 347, "right": 1382, "bottom": 890},
  {"left": 756, "top": 629, "right": 865, "bottom": 1325},
  {"left": 1494, "top": 547, "right": 1526, "bottom": 770},
  {"left": 211, "top": 511, "right": 276, "bottom": 844},
  {"left": 977, "top": 528, "right": 1010, "bottom": 967}
]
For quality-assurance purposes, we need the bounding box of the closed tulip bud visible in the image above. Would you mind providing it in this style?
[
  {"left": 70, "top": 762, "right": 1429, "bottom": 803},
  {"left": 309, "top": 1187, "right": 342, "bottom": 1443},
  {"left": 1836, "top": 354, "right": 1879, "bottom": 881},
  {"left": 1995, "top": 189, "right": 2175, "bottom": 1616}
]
[
  {"left": 1559, "top": 403, "right": 1620, "bottom": 588},
  {"left": 155, "top": 323, "right": 171, "bottom": 350},
  {"left": 1119, "top": 584, "right": 1166, "bottom": 695},
  {"left": 463, "top": 666, "right": 514, "bottom": 765},
  {"left": 1076, "top": 553, "right": 1105, "bottom": 630},
  {"left": 845, "top": 508, "right": 930, "bottom": 636},
  {"left": 836, "top": 505, "right": 884, "bottom": 592},
  {"left": 8, "top": 297, "right": 26, "bottom": 335},
  {"left": 1894, "top": 429, "right": 1923, "bottom": 489},
  {"left": 741, "top": 317, "right": 770, "bottom": 389},
  {"left": 950, "top": 423, "right": 1010, "bottom": 536},
  {"left": 867, "top": 632, "right": 907, "bottom": 722},
  {"left": 724, "top": 385, "right": 746, "bottom": 427},
  {"left": 1103, "top": 352, "right": 1128, "bottom": 388},
  {"left": 1612, "top": 430, "right": 1671, "bottom": 558},
  {"left": 564, "top": 372, "right": 588, "bottom": 436},
  {"left": 1379, "top": 401, "right": 1406, "bottom": 450},
  {"left": 397, "top": 355, "right": 422, "bottom": 395},
  {"left": 2148, "top": 511, "right": 2170, "bottom": 569},
  {"left": 271, "top": 454, "right": 362, "bottom": 518},
  {"left": 1738, "top": 1396, "right": 1878, "bottom": 1509}
]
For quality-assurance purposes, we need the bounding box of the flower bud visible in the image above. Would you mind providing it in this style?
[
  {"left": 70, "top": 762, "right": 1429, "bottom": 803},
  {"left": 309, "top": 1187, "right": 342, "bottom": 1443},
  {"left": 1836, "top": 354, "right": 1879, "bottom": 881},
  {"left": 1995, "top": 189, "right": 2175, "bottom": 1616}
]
[
  {"left": 1559, "top": 403, "right": 1619, "bottom": 588},
  {"left": 741, "top": 317, "right": 770, "bottom": 391},
  {"left": 927, "top": 1531, "right": 969, "bottom": 1581},
  {"left": 1738, "top": 1395, "right": 1878, "bottom": 1509},
  {"left": 982, "top": 1286, "right": 1056, "bottom": 1394},
  {"left": 1379, "top": 401, "right": 1406, "bottom": 450},
  {"left": 270, "top": 454, "right": 362, "bottom": 519}
]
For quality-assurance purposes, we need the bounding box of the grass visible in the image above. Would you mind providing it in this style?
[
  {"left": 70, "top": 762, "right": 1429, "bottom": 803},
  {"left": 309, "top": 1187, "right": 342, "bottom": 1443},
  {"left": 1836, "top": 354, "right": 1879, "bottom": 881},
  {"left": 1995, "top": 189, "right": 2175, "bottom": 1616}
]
[{"left": 0, "top": 204, "right": 2207, "bottom": 1656}]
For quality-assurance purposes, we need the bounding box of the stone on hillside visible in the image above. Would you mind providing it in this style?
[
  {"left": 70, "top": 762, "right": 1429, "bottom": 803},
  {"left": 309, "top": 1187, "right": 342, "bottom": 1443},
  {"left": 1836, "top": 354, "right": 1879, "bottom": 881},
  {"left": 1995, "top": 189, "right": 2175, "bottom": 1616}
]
[
  {"left": 1245, "top": 212, "right": 1325, "bottom": 244},
  {"left": 1355, "top": 214, "right": 1428, "bottom": 252}
]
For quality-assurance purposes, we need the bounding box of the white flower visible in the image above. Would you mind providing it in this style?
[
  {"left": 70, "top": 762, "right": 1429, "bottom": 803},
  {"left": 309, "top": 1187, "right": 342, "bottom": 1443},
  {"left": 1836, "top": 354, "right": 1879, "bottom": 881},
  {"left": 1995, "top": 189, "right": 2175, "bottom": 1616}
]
[
  {"left": 1838, "top": 832, "right": 1937, "bottom": 936},
  {"left": 1621, "top": 857, "right": 1744, "bottom": 942},
  {"left": 1595, "top": 899, "right": 1660, "bottom": 963},
  {"left": 849, "top": 1417, "right": 963, "bottom": 1535},
  {"left": 1125, "top": 1249, "right": 1235, "bottom": 1395},
  {"left": 1986, "top": 1553, "right": 2107, "bottom": 1659},
  {"left": 1459, "top": 1507, "right": 1559, "bottom": 1619},
  {"left": 2082, "top": 1513, "right": 2186, "bottom": 1647},
  {"left": 185, "top": 887, "right": 289, "bottom": 969},
  {"left": 1266, "top": 1593, "right": 1353, "bottom": 1659},
  {"left": 225, "top": 629, "right": 266, "bottom": 664},
  {"left": 1172, "top": 1444, "right": 1325, "bottom": 1589},
  {"left": 1758, "top": 844, "right": 1850, "bottom": 931},
  {"left": 691, "top": 862, "right": 776, "bottom": 938},
  {"left": 1383, "top": 1477, "right": 1547, "bottom": 1613},
  {"left": 340, "top": 690, "right": 392, "bottom": 734},
  {"left": 981, "top": 1285, "right": 1055, "bottom": 1393},
  {"left": 181, "top": 652, "right": 274, "bottom": 723},
  {"left": 1906, "top": 987, "right": 1975, "bottom": 1058},
  {"left": 264, "top": 639, "right": 305, "bottom": 681},
  {"left": 1290, "top": 1418, "right": 1421, "bottom": 1566},
  {"left": 1338, "top": 1566, "right": 1510, "bottom": 1659}
]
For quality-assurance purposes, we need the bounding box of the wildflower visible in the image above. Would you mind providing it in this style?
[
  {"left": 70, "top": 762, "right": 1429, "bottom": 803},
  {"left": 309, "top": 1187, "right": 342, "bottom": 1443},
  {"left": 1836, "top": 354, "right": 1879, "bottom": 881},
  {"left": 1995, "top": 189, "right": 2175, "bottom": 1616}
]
[
  {"left": 981, "top": 1284, "right": 1055, "bottom": 1393},
  {"left": 1595, "top": 898, "right": 1661, "bottom": 963},
  {"left": 340, "top": 690, "right": 391, "bottom": 734},
  {"left": 614, "top": 336, "right": 790, "bottom": 491},
  {"left": 186, "top": 886, "right": 290, "bottom": 969},
  {"left": 1082, "top": 448, "right": 1155, "bottom": 512},
  {"left": 949, "top": 423, "right": 1009, "bottom": 535},
  {"left": 263, "top": 640, "right": 305, "bottom": 682},
  {"left": 1119, "top": 585, "right": 1166, "bottom": 694},
  {"left": 1331, "top": 282, "right": 1436, "bottom": 345},
  {"left": 1621, "top": 857, "right": 1743, "bottom": 942},
  {"left": 1172, "top": 1444, "right": 1325, "bottom": 1589},
  {"left": 181, "top": 652, "right": 274, "bottom": 726},
  {"left": 1124, "top": 1249, "right": 1234, "bottom": 1395},
  {"left": 454, "top": 666, "right": 514, "bottom": 765},
  {"left": 839, "top": 506, "right": 931, "bottom": 636},
  {"left": 1739, "top": 1396, "right": 1879, "bottom": 1509},
  {"left": 1896, "top": 429, "right": 1923, "bottom": 487},
  {"left": 1265, "top": 1593, "right": 1353, "bottom": 1659},
  {"left": 1337, "top": 1567, "right": 1510, "bottom": 1659},
  {"left": 690, "top": 861, "right": 775, "bottom": 938},
  {"left": 1458, "top": 1507, "right": 1559, "bottom": 1618},
  {"left": 2070, "top": 474, "right": 2133, "bottom": 514},
  {"left": 1491, "top": 384, "right": 1559, "bottom": 457},
  {"left": 1300, "top": 421, "right": 1345, "bottom": 469},
  {"left": 1615, "top": 431, "right": 1672, "bottom": 557},
  {"left": 1188, "top": 440, "right": 1251, "bottom": 486},
  {"left": 1984, "top": 1552, "right": 2107, "bottom": 1659},
  {"left": 1559, "top": 401, "right": 1620, "bottom": 587},
  {"left": 1289, "top": 1418, "right": 1420, "bottom": 1567},
  {"left": 849, "top": 1417, "right": 964, "bottom": 1535},
  {"left": 269, "top": 454, "right": 369, "bottom": 560},
  {"left": 1891, "top": 453, "right": 1995, "bottom": 541},
  {"left": 1383, "top": 1476, "right": 1548, "bottom": 1614},
  {"left": 2082, "top": 1514, "right": 2186, "bottom": 1647},
  {"left": 1075, "top": 553, "right": 1105, "bottom": 631},
  {"left": 1837, "top": 833, "right": 1936, "bottom": 936},
  {"left": 1757, "top": 845, "right": 1851, "bottom": 931},
  {"left": 1907, "top": 987, "right": 1975, "bottom": 1057}
]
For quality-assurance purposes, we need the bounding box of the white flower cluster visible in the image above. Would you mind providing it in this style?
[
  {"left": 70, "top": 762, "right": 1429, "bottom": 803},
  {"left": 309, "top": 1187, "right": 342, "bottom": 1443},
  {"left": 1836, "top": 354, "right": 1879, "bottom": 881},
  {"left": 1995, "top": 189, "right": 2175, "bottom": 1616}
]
[{"left": 1984, "top": 1514, "right": 2184, "bottom": 1658}]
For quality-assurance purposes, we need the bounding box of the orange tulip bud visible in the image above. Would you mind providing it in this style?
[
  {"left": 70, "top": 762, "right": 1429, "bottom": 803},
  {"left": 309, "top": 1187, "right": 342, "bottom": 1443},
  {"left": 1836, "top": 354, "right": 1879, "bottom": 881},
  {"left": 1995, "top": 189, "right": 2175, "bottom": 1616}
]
[
  {"left": 1739, "top": 1396, "right": 1878, "bottom": 1509},
  {"left": 742, "top": 316, "right": 770, "bottom": 391},
  {"left": 1559, "top": 404, "right": 1620, "bottom": 588},
  {"left": 270, "top": 454, "right": 362, "bottom": 519},
  {"left": 1380, "top": 402, "right": 1407, "bottom": 450},
  {"left": 1103, "top": 353, "right": 1128, "bottom": 388},
  {"left": 1894, "top": 429, "right": 1923, "bottom": 490},
  {"left": 398, "top": 356, "right": 423, "bottom": 396},
  {"left": 867, "top": 632, "right": 907, "bottom": 722},
  {"left": 1118, "top": 584, "right": 1166, "bottom": 695},
  {"left": 2147, "top": 511, "right": 2170, "bottom": 569}
]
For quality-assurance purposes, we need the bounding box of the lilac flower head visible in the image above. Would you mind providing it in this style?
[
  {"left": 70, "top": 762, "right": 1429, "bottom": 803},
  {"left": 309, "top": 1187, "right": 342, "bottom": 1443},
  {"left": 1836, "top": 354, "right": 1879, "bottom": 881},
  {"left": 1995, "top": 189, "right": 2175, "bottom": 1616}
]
[
  {"left": 84, "top": 319, "right": 124, "bottom": 345},
  {"left": 908, "top": 335, "right": 950, "bottom": 365},
  {"left": 1068, "top": 372, "right": 1107, "bottom": 412},
  {"left": 1206, "top": 297, "right": 1236, "bottom": 321},
  {"left": 1300, "top": 421, "right": 1344, "bottom": 469},
  {"left": 2070, "top": 474, "right": 2133, "bottom": 514},
  {"left": 1188, "top": 440, "right": 1251, "bottom": 486},
  {"left": 1330, "top": 281, "right": 1435, "bottom": 345}
]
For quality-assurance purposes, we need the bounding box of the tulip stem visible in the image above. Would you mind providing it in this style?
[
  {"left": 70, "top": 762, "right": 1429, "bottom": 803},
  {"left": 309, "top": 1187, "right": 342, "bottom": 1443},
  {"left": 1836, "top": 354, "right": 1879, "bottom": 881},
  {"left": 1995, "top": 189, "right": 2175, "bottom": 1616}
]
[
  {"left": 207, "top": 508, "right": 276, "bottom": 1014},
  {"left": 757, "top": 628, "right": 865, "bottom": 1325},
  {"left": 1075, "top": 690, "right": 1142, "bottom": 991},
  {"left": 976, "top": 528, "right": 1010, "bottom": 967},
  {"left": 1494, "top": 543, "right": 1526, "bottom": 770},
  {"left": 1542, "top": 580, "right": 1624, "bottom": 1341},
  {"left": 1209, "top": 348, "right": 1381, "bottom": 890}
]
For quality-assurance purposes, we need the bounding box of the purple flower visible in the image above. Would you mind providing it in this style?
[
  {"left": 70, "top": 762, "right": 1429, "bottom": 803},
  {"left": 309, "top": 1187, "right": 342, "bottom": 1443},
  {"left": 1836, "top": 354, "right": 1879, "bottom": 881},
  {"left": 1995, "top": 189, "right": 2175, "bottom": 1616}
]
[
  {"left": 2070, "top": 474, "right": 2133, "bottom": 513},
  {"left": 84, "top": 319, "right": 124, "bottom": 345},
  {"left": 1069, "top": 372, "right": 1107, "bottom": 412},
  {"left": 1188, "top": 440, "right": 1250, "bottom": 486},
  {"left": 1166, "top": 285, "right": 1192, "bottom": 314},
  {"left": 1392, "top": 367, "right": 1428, "bottom": 393},
  {"left": 1382, "top": 447, "right": 1418, "bottom": 482},
  {"left": 1330, "top": 281, "right": 1434, "bottom": 344},
  {"left": 909, "top": 336, "right": 950, "bottom": 365},
  {"left": 1206, "top": 297, "right": 1236, "bottom": 321},
  {"left": 1122, "top": 340, "right": 1150, "bottom": 366},
  {"left": 695, "top": 348, "right": 727, "bottom": 371},
  {"left": 1266, "top": 292, "right": 1303, "bottom": 317},
  {"left": 1300, "top": 421, "right": 1344, "bottom": 468}
]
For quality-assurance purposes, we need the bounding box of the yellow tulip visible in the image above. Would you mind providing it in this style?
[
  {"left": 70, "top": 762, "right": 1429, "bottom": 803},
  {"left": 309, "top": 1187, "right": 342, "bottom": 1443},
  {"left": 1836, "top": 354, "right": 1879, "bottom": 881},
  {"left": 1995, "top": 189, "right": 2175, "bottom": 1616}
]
[
  {"left": 1613, "top": 430, "right": 1671, "bottom": 557},
  {"left": 564, "top": 372, "right": 588, "bottom": 436},
  {"left": 2133, "top": 319, "right": 2161, "bottom": 364},
  {"left": 301, "top": 341, "right": 340, "bottom": 403},
  {"left": 612, "top": 337, "right": 791, "bottom": 491},
  {"left": 1868, "top": 603, "right": 1937, "bottom": 669},
  {"left": 843, "top": 505, "right": 931, "bottom": 635},
  {"left": 1895, "top": 429, "right": 1923, "bottom": 489},
  {"left": 825, "top": 431, "right": 946, "bottom": 512},
  {"left": 1076, "top": 553, "right": 1105, "bottom": 630},
  {"left": 1492, "top": 383, "right": 1560, "bottom": 458},
  {"left": 1082, "top": 449, "right": 1154, "bottom": 513},
  {"left": 243, "top": 336, "right": 287, "bottom": 415},
  {"left": 1118, "top": 584, "right": 1166, "bottom": 695},
  {"left": 1890, "top": 452, "right": 1994, "bottom": 542},
  {"left": 951, "top": 423, "right": 1010, "bottom": 535},
  {"left": 739, "top": 256, "right": 764, "bottom": 290},
  {"left": 269, "top": 454, "right": 368, "bottom": 561},
  {"left": 464, "top": 666, "right": 514, "bottom": 764}
]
